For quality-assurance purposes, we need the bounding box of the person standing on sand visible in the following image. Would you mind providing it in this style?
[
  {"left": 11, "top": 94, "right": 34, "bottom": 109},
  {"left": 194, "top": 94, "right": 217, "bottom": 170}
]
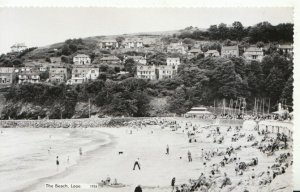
[
  {"left": 56, "top": 156, "right": 59, "bottom": 170},
  {"left": 134, "top": 185, "right": 142, "bottom": 192},
  {"left": 133, "top": 158, "right": 141, "bottom": 170},
  {"left": 188, "top": 150, "right": 192, "bottom": 162},
  {"left": 79, "top": 147, "right": 82, "bottom": 156},
  {"left": 166, "top": 144, "right": 169, "bottom": 155},
  {"left": 171, "top": 177, "right": 176, "bottom": 191}
]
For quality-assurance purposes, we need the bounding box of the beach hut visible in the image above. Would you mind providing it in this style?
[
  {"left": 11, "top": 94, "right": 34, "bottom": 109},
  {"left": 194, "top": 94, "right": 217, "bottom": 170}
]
[{"left": 185, "top": 107, "right": 211, "bottom": 118}]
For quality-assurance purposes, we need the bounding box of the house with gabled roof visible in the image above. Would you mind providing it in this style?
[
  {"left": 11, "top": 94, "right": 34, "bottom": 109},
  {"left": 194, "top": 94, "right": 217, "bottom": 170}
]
[
  {"left": 99, "top": 39, "right": 119, "bottom": 49},
  {"left": 243, "top": 47, "right": 264, "bottom": 62},
  {"left": 204, "top": 50, "right": 220, "bottom": 57},
  {"left": 221, "top": 46, "right": 239, "bottom": 58},
  {"left": 73, "top": 54, "right": 91, "bottom": 65}
]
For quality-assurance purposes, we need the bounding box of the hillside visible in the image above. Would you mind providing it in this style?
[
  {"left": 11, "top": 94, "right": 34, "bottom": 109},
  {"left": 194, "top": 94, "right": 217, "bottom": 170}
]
[{"left": 0, "top": 21, "right": 294, "bottom": 119}]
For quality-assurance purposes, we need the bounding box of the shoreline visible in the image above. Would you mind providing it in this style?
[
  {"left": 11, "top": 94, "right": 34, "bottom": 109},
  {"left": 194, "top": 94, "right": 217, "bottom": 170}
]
[{"left": 18, "top": 130, "right": 117, "bottom": 192}]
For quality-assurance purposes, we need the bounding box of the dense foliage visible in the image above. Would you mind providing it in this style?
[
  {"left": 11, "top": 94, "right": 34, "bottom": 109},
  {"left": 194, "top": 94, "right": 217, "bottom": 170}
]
[{"left": 178, "top": 21, "right": 293, "bottom": 43}]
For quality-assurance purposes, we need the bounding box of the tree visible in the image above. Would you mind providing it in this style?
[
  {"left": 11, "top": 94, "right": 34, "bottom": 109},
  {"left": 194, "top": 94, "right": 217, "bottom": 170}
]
[
  {"left": 61, "top": 45, "right": 71, "bottom": 55},
  {"left": 124, "top": 58, "right": 136, "bottom": 74}
]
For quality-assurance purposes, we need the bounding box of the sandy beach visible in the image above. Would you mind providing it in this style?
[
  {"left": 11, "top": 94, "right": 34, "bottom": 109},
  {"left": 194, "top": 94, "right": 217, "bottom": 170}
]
[{"left": 0, "top": 118, "right": 293, "bottom": 192}]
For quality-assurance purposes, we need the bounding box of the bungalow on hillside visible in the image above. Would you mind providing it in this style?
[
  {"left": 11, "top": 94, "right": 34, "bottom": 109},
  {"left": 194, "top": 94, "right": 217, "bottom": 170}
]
[
  {"left": 204, "top": 50, "right": 220, "bottom": 57},
  {"left": 99, "top": 39, "right": 119, "bottom": 49},
  {"left": 243, "top": 47, "right": 264, "bottom": 62},
  {"left": 136, "top": 65, "right": 156, "bottom": 80},
  {"left": 221, "top": 46, "right": 239, "bottom": 58},
  {"left": 124, "top": 55, "right": 147, "bottom": 65},
  {"left": 11, "top": 43, "right": 27, "bottom": 52},
  {"left": 49, "top": 67, "right": 68, "bottom": 83},
  {"left": 0, "top": 67, "right": 14, "bottom": 85},
  {"left": 73, "top": 54, "right": 91, "bottom": 65},
  {"left": 100, "top": 56, "right": 121, "bottom": 64},
  {"left": 69, "top": 66, "right": 99, "bottom": 84}
]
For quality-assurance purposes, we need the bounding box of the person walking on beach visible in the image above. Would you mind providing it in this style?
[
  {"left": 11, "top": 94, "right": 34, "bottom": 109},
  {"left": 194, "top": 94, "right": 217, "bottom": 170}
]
[
  {"left": 133, "top": 158, "right": 141, "bottom": 170},
  {"left": 56, "top": 156, "right": 59, "bottom": 170},
  {"left": 188, "top": 150, "right": 192, "bottom": 162},
  {"left": 166, "top": 144, "right": 169, "bottom": 155},
  {"left": 171, "top": 177, "right": 176, "bottom": 191}
]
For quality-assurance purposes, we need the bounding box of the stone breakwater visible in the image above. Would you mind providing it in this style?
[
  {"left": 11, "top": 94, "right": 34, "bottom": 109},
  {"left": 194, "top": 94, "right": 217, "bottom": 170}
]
[{"left": 0, "top": 117, "right": 151, "bottom": 128}]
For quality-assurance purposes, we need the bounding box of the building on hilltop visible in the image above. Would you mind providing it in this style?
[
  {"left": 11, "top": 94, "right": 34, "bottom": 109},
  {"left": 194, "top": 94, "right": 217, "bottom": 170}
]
[
  {"left": 243, "top": 47, "right": 264, "bottom": 62},
  {"left": 10, "top": 43, "right": 27, "bottom": 52},
  {"left": 73, "top": 54, "right": 91, "bottom": 65},
  {"left": 136, "top": 65, "right": 156, "bottom": 80},
  {"left": 49, "top": 67, "right": 68, "bottom": 83},
  {"left": 124, "top": 38, "right": 144, "bottom": 49},
  {"left": 204, "top": 50, "right": 220, "bottom": 57},
  {"left": 16, "top": 67, "right": 40, "bottom": 84},
  {"left": 167, "top": 42, "right": 186, "bottom": 54},
  {"left": 166, "top": 57, "right": 180, "bottom": 70},
  {"left": 124, "top": 55, "right": 147, "bottom": 65},
  {"left": 99, "top": 39, "right": 119, "bottom": 49},
  {"left": 99, "top": 56, "right": 121, "bottom": 64},
  {"left": 221, "top": 46, "right": 239, "bottom": 58},
  {"left": 0, "top": 67, "right": 15, "bottom": 85},
  {"left": 69, "top": 66, "right": 99, "bottom": 84}
]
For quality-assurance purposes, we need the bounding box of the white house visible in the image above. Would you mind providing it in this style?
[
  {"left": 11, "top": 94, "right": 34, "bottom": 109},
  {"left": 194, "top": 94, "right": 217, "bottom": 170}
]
[
  {"left": 243, "top": 47, "right": 264, "bottom": 62},
  {"left": 221, "top": 46, "right": 239, "bottom": 58},
  {"left": 124, "top": 38, "right": 144, "bottom": 48},
  {"left": 167, "top": 42, "right": 186, "bottom": 54},
  {"left": 70, "top": 67, "right": 99, "bottom": 84},
  {"left": 157, "top": 65, "right": 176, "bottom": 80},
  {"left": 73, "top": 54, "right": 91, "bottom": 65},
  {"left": 99, "top": 39, "right": 119, "bottom": 49},
  {"left": 11, "top": 43, "right": 27, "bottom": 52},
  {"left": 166, "top": 57, "right": 181, "bottom": 70},
  {"left": 136, "top": 65, "right": 156, "bottom": 80}
]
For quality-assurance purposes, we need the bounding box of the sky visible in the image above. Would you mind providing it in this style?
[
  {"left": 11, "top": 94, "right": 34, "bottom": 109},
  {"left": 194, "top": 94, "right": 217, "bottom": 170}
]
[{"left": 0, "top": 7, "right": 293, "bottom": 54}]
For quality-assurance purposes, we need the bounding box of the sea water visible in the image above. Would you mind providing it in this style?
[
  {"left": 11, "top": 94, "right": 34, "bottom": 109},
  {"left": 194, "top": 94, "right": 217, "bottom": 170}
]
[{"left": 0, "top": 128, "right": 110, "bottom": 192}]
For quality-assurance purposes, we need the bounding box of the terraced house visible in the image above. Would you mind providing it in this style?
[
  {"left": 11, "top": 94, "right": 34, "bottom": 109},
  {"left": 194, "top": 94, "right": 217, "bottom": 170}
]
[
  {"left": 16, "top": 67, "right": 40, "bottom": 84},
  {"left": 136, "top": 65, "right": 156, "bottom": 80}
]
